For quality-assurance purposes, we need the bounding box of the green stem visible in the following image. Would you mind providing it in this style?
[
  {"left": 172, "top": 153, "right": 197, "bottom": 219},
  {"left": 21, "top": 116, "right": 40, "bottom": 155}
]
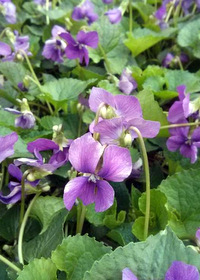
[
  {"left": 18, "top": 192, "right": 41, "bottom": 265},
  {"left": 160, "top": 122, "right": 200, "bottom": 130},
  {"left": 76, "top": 203, "right": 86, "bottom": 234},
  {"left": 78, "top": 112, "right": 82, "bottom": 137},
  {"left": 98, "top": 43, "right": 112, "bottom": 74},
  {"left": 177, "top": 56, "right": 184, "bottom": 71},
  {"left": 129, "top": 0, "right": 133, "bottom": 33},
  {"left": 0, "top": 254, "right": 21, "bottom": 273},
  {"left": 165, "top": 2, "right": 174, "bottom": 23},
  {"left": 46, "top": 0, "right": 50, "bottom": 25},
  {"left": 130, "top": 126, "right": 150, "bottom": 240},
  {"left": 0, "top": 161, "right": 5, "bottom": 191},
  {"left": 20, "top": 170, "right": 30, "bottom": 225}
]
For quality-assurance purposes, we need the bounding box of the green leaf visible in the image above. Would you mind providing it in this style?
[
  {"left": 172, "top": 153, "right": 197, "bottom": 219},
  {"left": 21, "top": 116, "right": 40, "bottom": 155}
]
[
  {"left": 0, "top": 260, "right": 10, "bottom": 280},
  {"left": 22, "top": 209, "right": 68, "bottom": 262},
  {"left": 0, "top": 62, "right": 28, "bottom": 86},
  {"left": 107, "top": 223, "right": 136, "bottom": 246},
  {"left": 137, "top": 89, "right": 169, "bottom": 137},
  {"left": 97, "top": 80, "right": 122, "bottom": 95},
  {"left": 132, "top": 189, "right": 168, "bottom": 240},
  {"left": 0, "top": 205, "right": 20, "bottom": 241},
  {"left": 40, "top": 116, "right": 62, "bottom": 131},
  {"left": 159, "top": 169, "right": 200, "bottom": 239},
  {"left": 30, "top": 196, "right": 65, "bottom": 234},
  {"left": 124, "top": 28, "right": 175, "bottom": 57},
  {"left": 132, "top": 2, "right": 155, "bottom": 22},
  {"left": 0, "top": 109, "right": 15, "bottom": 129},
  {"left": 83, "top": 228, "right": 200, "bottom": 280},
  {"left": 178, "top": 18, "right": 200, "bottom": 58},
  {"left": 51, "top": 234, "right": 112, "bottom": 280},
  {"left": 17, "top": 258, "right": 57, "bottom": 280}
]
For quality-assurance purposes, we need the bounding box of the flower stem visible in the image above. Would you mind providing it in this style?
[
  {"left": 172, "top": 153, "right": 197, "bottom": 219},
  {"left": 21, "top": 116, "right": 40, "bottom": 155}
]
[
  {"left": 0, "top": 254, "right": 21, "bottom": 273},
  {"left": 130, "top": 126, "right": 150, "bottom": 240},
  {"left": 76, "top": 203, "right": 86, "bottom": 234},
  {"left": 20, "top": 170, "right": 30, "bottom": 225},
  {"left": 160, "top": 122, "right": 200, "bottom": 130},
  {"left": 98, "top": 43, "right": 112, "bottom": 74},
  {"left": 46, "top": 0, "right": 50, "bottom": 25},
  {"left": 18, "top": 192, "right": 41, "bottom": 265},
  {"left": 129, "top": 0, "right": 133, "bottom": 33}
]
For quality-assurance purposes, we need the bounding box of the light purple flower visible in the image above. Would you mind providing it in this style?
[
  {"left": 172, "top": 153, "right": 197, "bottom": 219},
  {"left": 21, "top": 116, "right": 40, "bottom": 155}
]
[
  {"left": 105, "top": 8, "right": 122, "bottom": 24},
  {"left": 0, "top": 42, "right": 12, "bottom": 58},
  {"left": 34, "top": 0, "right": 46, "bottom": 5},
  {"left": 0, "top": 1, "right": 16, "bottom": 24},
  {"left": 63, "top": 133, "right": 132, "bottom": 212},
  {"left": 60, "top": 30, "right": 99, "bottom": 66},
  {"left": 118, "top": 69, "right": 138, "bottom": 95},
  {"left": 165, "top": 261, "right": 200, "bottom": 280},
  {"left": 0, "top": 164, "right": 38, "bottom": 204},
  {"left": 0, "top": 132, "right": 18, "bottom": 163},
  {"left": 42, "top": 25, "right": 67, "bottom": 63},
  {"left": 166, "top": 126, "right": 200, "bottom": 163},
  {"left": 89, "top": 87, "right": 143, "bottom": 122},
  {"left": 72, "top": 0, "right": 98, "bottom": 25},
  {"left": 122, "top": 268, "right": 138, "bottom": 280}
]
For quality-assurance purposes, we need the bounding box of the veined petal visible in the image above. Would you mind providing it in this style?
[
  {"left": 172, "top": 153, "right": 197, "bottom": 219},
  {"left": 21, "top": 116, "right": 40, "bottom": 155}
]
[
  {"left": 0, "top": 42, "right": 12, "bottom": 56},
  {"left": 122, "top": 268, "right": 138, "bottom": 280},
  {"left": 177, "top": 85, "right": 187, "bottom": 101},
  {"left": 98, "top": 145, "right": 132, "bottom": 181},
  {"left": 180, "top": 144, "right": 197, "bottom": 164},
  {"left": 0, "top": 132, "right": 18, "bottom": 163},
  {"left": 89, "top": 87, "right": 115, "bottom": 113},
  {"left": 0, "top": 186, "right": 21, "bottom": 204},
  {"left": 166, "top": 136, "right": 184, "bottom": 151},
  {"left": 165, "top": 261, "right": 199, "bottom": 280},
  {"left": 69, "top": 133, "right": 104, "bottom": 174},
  {"left": 65, "top": 44, "right": 81, "bottom": 60},
  {"left": 168, "top": 101, "right": 186, "bottom": 123},
  {"left": 77, "top": 31, "right": 99, "bottom": 48},
  {"left": 60, "top": 32, "right": 76, "bottom": 45},
  {"left": 8, "top": 164, "right": 22, "bottom": 182},
  {"left": 27, "top": 139, "right": 59, "bottom": 153},
  {"left": 95, "top": 180, "right": 114, "bottom": 212},
  {"left": 51, "top": 25, "right": 66, "bottom": 37},
  {"left": 128, "top": 118, "right": 160, "bottom": 139}
]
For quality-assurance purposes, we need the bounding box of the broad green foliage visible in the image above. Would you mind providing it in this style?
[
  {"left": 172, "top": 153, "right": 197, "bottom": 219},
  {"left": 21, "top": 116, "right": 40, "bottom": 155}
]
[
  {"left": 83, "top": 228, "right": 200, "bottom": 280},
  {"left": 159, "top": 169, "right": 200, "bottom": 239},
  {"left": 0, "top": 62, "right": 29, "bottom": 86},
  {"left": 51, "top": 234, "right": 112, "bottom": 280}
]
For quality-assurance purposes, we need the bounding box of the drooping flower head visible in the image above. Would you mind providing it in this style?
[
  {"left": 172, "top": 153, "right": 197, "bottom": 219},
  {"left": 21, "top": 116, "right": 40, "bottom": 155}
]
[
  {"left": 42, "top": 25, "right": 67, "bottom": 63},
  {"left": 0, "top": 0, "right": 16, "bottom": 24},
  {"left": 0, "top": 132, "right": 18, "bottom": 163},
  {"left": 60, "top": 30, "right": 99, "bottom": 66},
  {"left": 72, "top": 0, "right": 98, "bottom": 25},
  {"left": 64, "top": 133, "right": 132, "bottom": 212},
  {"left": 118, "top": 69, "right": 138, "bottom": 95},
  {"left": 105, "top": 7, "right": 122, "bottom": 24}
]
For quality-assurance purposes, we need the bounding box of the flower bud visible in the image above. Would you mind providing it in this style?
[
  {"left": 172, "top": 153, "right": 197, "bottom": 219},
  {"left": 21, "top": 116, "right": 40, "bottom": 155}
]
[
  {"left": 27, "top": 169, "right": 52, "bottom": 181},
  {"left": 16, "top": 53, "right": 24, "bottom": 61}
]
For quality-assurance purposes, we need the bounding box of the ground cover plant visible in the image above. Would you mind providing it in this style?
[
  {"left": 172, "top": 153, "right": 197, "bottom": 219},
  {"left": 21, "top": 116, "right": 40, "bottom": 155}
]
[{"left": 1, "top": 0, "right": 200, "bottom": 279}]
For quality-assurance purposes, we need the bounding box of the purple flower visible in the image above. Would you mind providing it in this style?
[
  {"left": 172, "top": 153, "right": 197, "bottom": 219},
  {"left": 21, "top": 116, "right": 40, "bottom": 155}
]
[
  {"left": 165, "top": 261, "right": 200, "bottom": 280},
  {"left": 0, "top": 1, "right": 16, "bottom": 24},
  {"left": 63, "top": 133, "right": 132, "bottom": 212},
  {"left": 14, "top": 32, "right": 31, "bottom": 56},
  {"left": 42, "top": 25, "right": 67, "bottom": 63},
  {"left": 162, "top": 53, "right": 175, "bottom": 68},
  {"left": 0, "top": 132, "right": 18, "bottom": 163},
  {"left": 118, "top": 69, "right": 138, "bottom": 95},
  {"left": 18, "top": 82, "right": 28, "bottom": 92},
  {"left": 34, "top": 0, "right": 46, "bottom": 5},
  {"left": 0, "top": 42, "right": 12, "bottom": 59},
  {"left": 102, "top": 0, "right": 113, "bottom": 3},
  {"left": 89, "top": 87, "right": 143, "bottom": 122},
  {"left": 60, "top": 30, "right": 99, "bottom": 66},
  {"left": 166, "top": 126, "right": 200, "bottom": 163},
  {"left": 72, "top": 0, "right": 98, "bottom": 25},
  {"left": 122, "top": 268, "right": 138, "bottom": 280},
  {"left": 162, "top": 53, "right": 189, "bottom": 68},
  {"left": 93, "top": 117, "right": 160, "bottom": 146},
  {"left": 105, "top": 8, "right": 122, "bottom": 24},
  {"left": 0, "top": 164, "right": 38, "bottom": 204}
]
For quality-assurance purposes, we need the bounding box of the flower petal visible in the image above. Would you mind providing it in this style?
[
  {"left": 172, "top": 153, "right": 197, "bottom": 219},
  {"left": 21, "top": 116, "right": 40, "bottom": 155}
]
[
  {"left": 77, "top": 31, "right": 99, "bottom": 48},
  {"left": 89, "top": 87, "right": 115, "bottom": 113},
  {"left": 8, "top": 164, "right": 22, "bottom": 182},
  {"left": 98, "top": 145, "right": 132, "bottom": 181},
  {"left": 122, "top": 268, "right": 138, "bottom": 280},
  {"left": 0, "top": 186, "right": 21, "bottom": 204},
  {"left": 94, "top": 180, "right": 114, "bottom": 212},
  {"left": 165, "top": 261, "right": 199, "bottom": 280},
  {"left": 128, "top": 118, "right": 160, "bottom": 139},
  {"left": 166, "top": 136, "right": 184, "bottom": 151},
  {"left": 0, "top": 132, "right": 18, "bottom": 163},
  {"left": 180, "top": 144, "right": 197, "bottom": 164},
  {"left": 69, "top": 133, "right": 104, "bottom": 173},
  {"left": 0, "top": 42, "right": 12, "bottom": 56},
  {"left": 168, "top": 101, "right": 186, "bottom": 123},
  {"left": 27, "top": 139, "right": 59, "bottom": 153}
]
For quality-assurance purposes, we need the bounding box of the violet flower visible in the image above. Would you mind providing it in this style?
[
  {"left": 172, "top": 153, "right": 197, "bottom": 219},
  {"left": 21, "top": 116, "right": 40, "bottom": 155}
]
[
  {"left": 105, "top": 8, "right": 122, "bottom": 24},
  {"left": 72, "top": 0, "right": 98, "bottom": 25},
  {"left": 63, "top": 133, "right": 132, "bottom": 212},
  {"left": 42, "top": 25, "right": 67, "bottom": 63},
  {"left": 162, "top": 53, "right": 189, "bottom": 68},
  {"left": 0, "top": 164, "right": 38, "bottom": 204},
  {"left": 122, "top": 268, "right": 138, "bottom": 280},
  {"left": 102, "top": 0, "right": 113, "bottom": 4},
  {"left": 0, "top": 0, "right": 16, "bottom": 24},
  {"left": 166, "top": 126, "right": 200, "bottom": 163},
  {"left": 60, "top": 30, "right": 99, "bottom": 66},
  {"left": 165, "top": 261, "right": 200, "bottom": 280},
  {"left": 0, "top": 132, "right": 18, "bottom": 163},
  {"left": 34, "top": 0, "right": 46, "bottom": 5},
  {"left": 118, "top": 69, "right": 138, "bottom": 95}
]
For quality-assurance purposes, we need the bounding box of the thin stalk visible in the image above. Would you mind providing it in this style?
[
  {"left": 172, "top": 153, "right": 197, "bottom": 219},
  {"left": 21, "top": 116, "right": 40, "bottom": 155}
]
[
  {"left": 18, "top": 192, "right": 41, "bottom": 265},
  {"left": 177, "top": 56, "right": 184, "bottom": 71},
  {"left": 46, "top": 0, "right": 50, "bottom": 25},
  {"left": 160, "top": 122, "right": 200, "bottom": 130},
  {"left": 78, "top": 111, "right": 83, "bottom": 137},
  {"left": 98, "top": 43, "right": 112, "bottom": 74},
  {"left": 0, "top": 255, "right": 21, "bottom": 273},
  {"left": 165, "top": 2, "right": 174, "bottom": 23},
  {"left": 0, "top": 161, "right": 5, "bottom": 191},
  {"left": 76, "top": 204, "right": 86, "bottom": 234},
  {"left": 130, "top": 126, "right": 150, "bottom": 240},
  {"left": 20, "top": 170, "right": 30, "bottom": 225},
  {"left": 129, "top": 0, "right": 133, "bottom": 33}
]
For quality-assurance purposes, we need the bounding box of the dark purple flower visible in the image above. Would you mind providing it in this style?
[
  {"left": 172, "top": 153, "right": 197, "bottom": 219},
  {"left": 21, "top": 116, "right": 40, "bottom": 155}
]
[
  {"left": 63, "top": 133, "right": 132, "bottom": 212},
  {"left": 60, "top": 30, "right": 99, "bottom": 66},
  {"left": 0, "top": 132, "right": 18, "bottom": 163},
  {"left": 162, "top": 53, "right": 189, "bottom": 68},
  {"left": 118, "top": 69, "right": 138, "bottom": 95},
  {"left": 18, "top": 82, "right": 28, "bottom": 92},
  {"left": 72, "top": 0, "right": 98, "bottom": 25},
  {"left": 0, "top": 164, "right": 38, "bottom": 204},
  {"left": 165, "top": 261, "right": 199, "bottom": 280},
  {"left": 0, "top": 1, "right": 16, "bottom": 24},
  {"left": 166, "top": 126, "right": 200, "bottom": 163},
  {"left": 89, "top": 87, "right": 143, "bottom": 122},
  {"left": 105, "top": 8, "right": 122, "bottom": 24},
  {"left": 122, "top": 268, "right": 138, "bottom": 280},
  {"left": 155, "top": 4, "right": 167, "bottom": 21},
  {"left": 102, "top": 0, "right": 113, "bottom": 3},
  {"left": 42, "top": 25, "right": 67, "bottom": 63},
  {"left": 162, "top": 53, "right": 175, "bottom": 68}
]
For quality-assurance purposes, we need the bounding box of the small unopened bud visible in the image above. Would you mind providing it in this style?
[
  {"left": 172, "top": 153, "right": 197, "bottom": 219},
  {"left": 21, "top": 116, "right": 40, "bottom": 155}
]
[
  {"left": 42, "top": 185, "right": 51, "bottom": 192},
  {"left": 77, "top": 103, "right": 84, "bottom": 113},
  {"left": 123, "top": 132, "right": 132, "bottom": 147},
  {"left": 5, "top": 29, "right": 15, "bottom": 43},
  {"left": 23, "top": 76, "right": 30, "bottom": 88},
  {"left": 16, "top": 53, "right": 24, "bottom": 61},
  {"left": 27, "top": 169, "right": 51, "bottom": 181},
  {"left": 100, "top": 105, "right": 107, "bottom": 118}
]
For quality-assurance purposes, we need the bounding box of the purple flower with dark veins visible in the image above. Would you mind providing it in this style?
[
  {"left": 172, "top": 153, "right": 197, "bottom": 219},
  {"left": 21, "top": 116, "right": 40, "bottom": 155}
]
[
  {"left": 63, "top": 133, "right": 132, "bottom": 212},
  {"left": 122, "top": 268, "right": 138, "bottom": 280},
  {"left": 105, "top": 8, "right": 122, "bottom": 24},
  {"left": 118, "top": 69, "right": 138, "bottom": 95},
  {"left": 42, "top": 25, "right": 67, "bottom": 63},
  {"left": 0, "top": 0, "right": 16, "bottom": 24},
  {"left": 72, "top": 0, "right": 98, "bottom": 25},
  {"left": 167, "top": 126, "right": 200, "bottom": 163},
  {"left": 0, "top": 164, "right": 38, "bottom": 204},
  {"left": 60, "top": 30, "right": 98, "bottom": 66},
  {"left": 0, "top": 132, "right": 18, "bottom": 163},
  {"left": 165, "top": 261, "right": 200, "bottom": 280}
]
